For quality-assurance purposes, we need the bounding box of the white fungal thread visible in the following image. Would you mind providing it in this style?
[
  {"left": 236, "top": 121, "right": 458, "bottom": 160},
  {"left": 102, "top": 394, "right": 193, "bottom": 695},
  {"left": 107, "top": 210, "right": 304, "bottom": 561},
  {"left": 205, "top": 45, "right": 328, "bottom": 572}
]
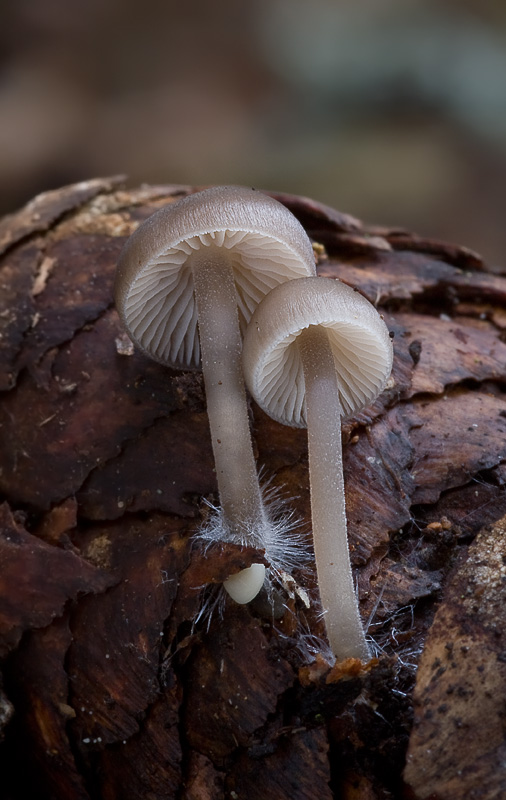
[
  {"left": 192, "top": 480, "right": 314, "bottom": 630},
  {"left": 195, "top": 481, "right": 311, "bottom": 578}
]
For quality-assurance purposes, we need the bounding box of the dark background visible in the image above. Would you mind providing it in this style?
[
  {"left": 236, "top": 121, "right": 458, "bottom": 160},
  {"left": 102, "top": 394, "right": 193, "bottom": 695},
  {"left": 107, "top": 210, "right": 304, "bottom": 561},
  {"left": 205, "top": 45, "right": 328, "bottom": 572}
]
[{"left": 2, "top": 0, "right": 506, "bottom": 265}]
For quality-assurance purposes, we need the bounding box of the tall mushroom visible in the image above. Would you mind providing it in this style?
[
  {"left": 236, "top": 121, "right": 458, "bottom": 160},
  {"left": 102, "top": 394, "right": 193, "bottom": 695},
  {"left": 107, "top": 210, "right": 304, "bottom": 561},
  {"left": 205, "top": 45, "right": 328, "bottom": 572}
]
[
  {"left": 114, "top": 186, "right": 316, "bottom": 603},
  {"left": 242, "top": 276, "right": 393, "bottom": 659}
]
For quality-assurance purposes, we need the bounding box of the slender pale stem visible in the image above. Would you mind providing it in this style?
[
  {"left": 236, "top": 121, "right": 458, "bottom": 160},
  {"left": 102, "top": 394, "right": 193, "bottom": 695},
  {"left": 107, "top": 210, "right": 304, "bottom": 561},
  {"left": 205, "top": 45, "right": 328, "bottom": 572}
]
[
  {"left": 298, "top": 325, "right": 370, "bottom": 661},
  {"left": 191, "top": 251, "right": 266, "bottom": 600}
]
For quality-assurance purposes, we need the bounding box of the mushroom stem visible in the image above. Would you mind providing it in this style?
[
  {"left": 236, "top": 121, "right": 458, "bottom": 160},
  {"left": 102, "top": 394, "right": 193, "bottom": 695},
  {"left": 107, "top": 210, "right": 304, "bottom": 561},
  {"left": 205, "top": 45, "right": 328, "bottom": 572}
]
[
  {"left": 191, "top": 250, "right": 267, "bottom": 600},
  {"left": 297, "top": 324, "right": 371, "bottom": 661}
]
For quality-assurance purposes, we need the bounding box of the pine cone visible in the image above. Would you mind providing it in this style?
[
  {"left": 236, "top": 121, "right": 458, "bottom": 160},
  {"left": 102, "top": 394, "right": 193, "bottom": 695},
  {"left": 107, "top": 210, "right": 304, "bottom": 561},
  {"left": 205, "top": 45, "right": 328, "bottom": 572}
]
[{"left": 1, "top": 178, "right": 505, "bottom": 799}]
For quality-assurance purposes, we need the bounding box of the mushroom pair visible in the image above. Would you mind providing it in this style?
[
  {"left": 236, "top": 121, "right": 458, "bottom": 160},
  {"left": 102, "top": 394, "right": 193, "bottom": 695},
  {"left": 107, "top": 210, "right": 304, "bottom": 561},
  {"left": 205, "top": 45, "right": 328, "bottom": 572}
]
[
  {"left": 115, "top": 186, "right": 393, "bottom": 662},
  {"left": 115, "top": 186, "right": 316, "bottom": 604}
]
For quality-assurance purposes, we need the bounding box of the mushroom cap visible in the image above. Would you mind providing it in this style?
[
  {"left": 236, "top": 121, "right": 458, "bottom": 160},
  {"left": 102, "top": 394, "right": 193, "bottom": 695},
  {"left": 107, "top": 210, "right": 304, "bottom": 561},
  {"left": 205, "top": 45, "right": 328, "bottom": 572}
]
[
  {"left": 242, "top": 276, "right": 393, "bottom": 427},
  {"left": 114, "top": 186, "right": 316, "bottom": 369},
  {"left": 223, "top": 563, "right": 266, "bottom": 605}
]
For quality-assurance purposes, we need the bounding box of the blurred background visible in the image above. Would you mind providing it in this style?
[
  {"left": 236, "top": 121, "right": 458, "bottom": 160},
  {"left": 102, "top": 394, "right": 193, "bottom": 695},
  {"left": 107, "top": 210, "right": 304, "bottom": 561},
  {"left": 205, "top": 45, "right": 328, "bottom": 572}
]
[{"left": 1, "top": 0, "right": 506, "bottom": 265}]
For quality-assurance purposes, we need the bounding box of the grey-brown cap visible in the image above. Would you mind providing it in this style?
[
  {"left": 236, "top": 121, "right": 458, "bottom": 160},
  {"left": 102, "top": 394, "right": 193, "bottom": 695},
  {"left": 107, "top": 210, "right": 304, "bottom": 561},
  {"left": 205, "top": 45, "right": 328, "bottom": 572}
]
[
  {"left": 114, "top": 186, "right": 316, "bottom": 370},
  {"left": 242, "top": 276, "right": 393, "bottom": 427}
]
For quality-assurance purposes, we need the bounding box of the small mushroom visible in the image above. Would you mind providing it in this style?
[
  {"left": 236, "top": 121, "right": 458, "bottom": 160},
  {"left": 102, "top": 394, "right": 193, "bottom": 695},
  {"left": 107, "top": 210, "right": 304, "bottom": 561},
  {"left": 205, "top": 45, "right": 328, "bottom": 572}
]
[
  {"left": 114, "top": 186, "right": 316, "bottom": 603},
  {"left": 242, "top": 276, "right": 393, "bottom": 659}
]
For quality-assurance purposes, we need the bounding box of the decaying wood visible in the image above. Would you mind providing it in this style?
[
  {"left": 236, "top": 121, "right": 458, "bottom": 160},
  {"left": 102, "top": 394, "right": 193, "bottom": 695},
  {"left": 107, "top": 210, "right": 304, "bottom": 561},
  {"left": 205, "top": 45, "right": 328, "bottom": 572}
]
[
  {"left": 404, "top": 514, "right": 506, "bottom": 799},
  {"left": 0, "top": 178, "right": 505, "bottom": 799}
]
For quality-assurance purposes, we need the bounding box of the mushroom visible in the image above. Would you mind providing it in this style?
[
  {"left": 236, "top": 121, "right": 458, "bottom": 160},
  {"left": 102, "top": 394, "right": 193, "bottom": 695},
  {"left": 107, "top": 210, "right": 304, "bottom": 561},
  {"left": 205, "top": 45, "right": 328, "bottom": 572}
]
[
  {"left": 114, "top": 186, "right": 316, "bottom": 603},
  {"left": 242, "top": 276, "right": 393, "bottom": 659}
]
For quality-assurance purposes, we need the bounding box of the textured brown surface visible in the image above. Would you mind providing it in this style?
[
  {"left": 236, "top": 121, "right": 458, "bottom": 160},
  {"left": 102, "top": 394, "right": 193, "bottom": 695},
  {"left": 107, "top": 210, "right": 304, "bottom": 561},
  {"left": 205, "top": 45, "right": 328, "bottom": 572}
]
[
  {"left": 0, "top": 504, "right": 113, "bottom": 658},
  {"left": 404, "top": 514, "right": 506, "bottom": 799},
  {"left": 0, "top": 179, "right": 505, "bottom": 798}
]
